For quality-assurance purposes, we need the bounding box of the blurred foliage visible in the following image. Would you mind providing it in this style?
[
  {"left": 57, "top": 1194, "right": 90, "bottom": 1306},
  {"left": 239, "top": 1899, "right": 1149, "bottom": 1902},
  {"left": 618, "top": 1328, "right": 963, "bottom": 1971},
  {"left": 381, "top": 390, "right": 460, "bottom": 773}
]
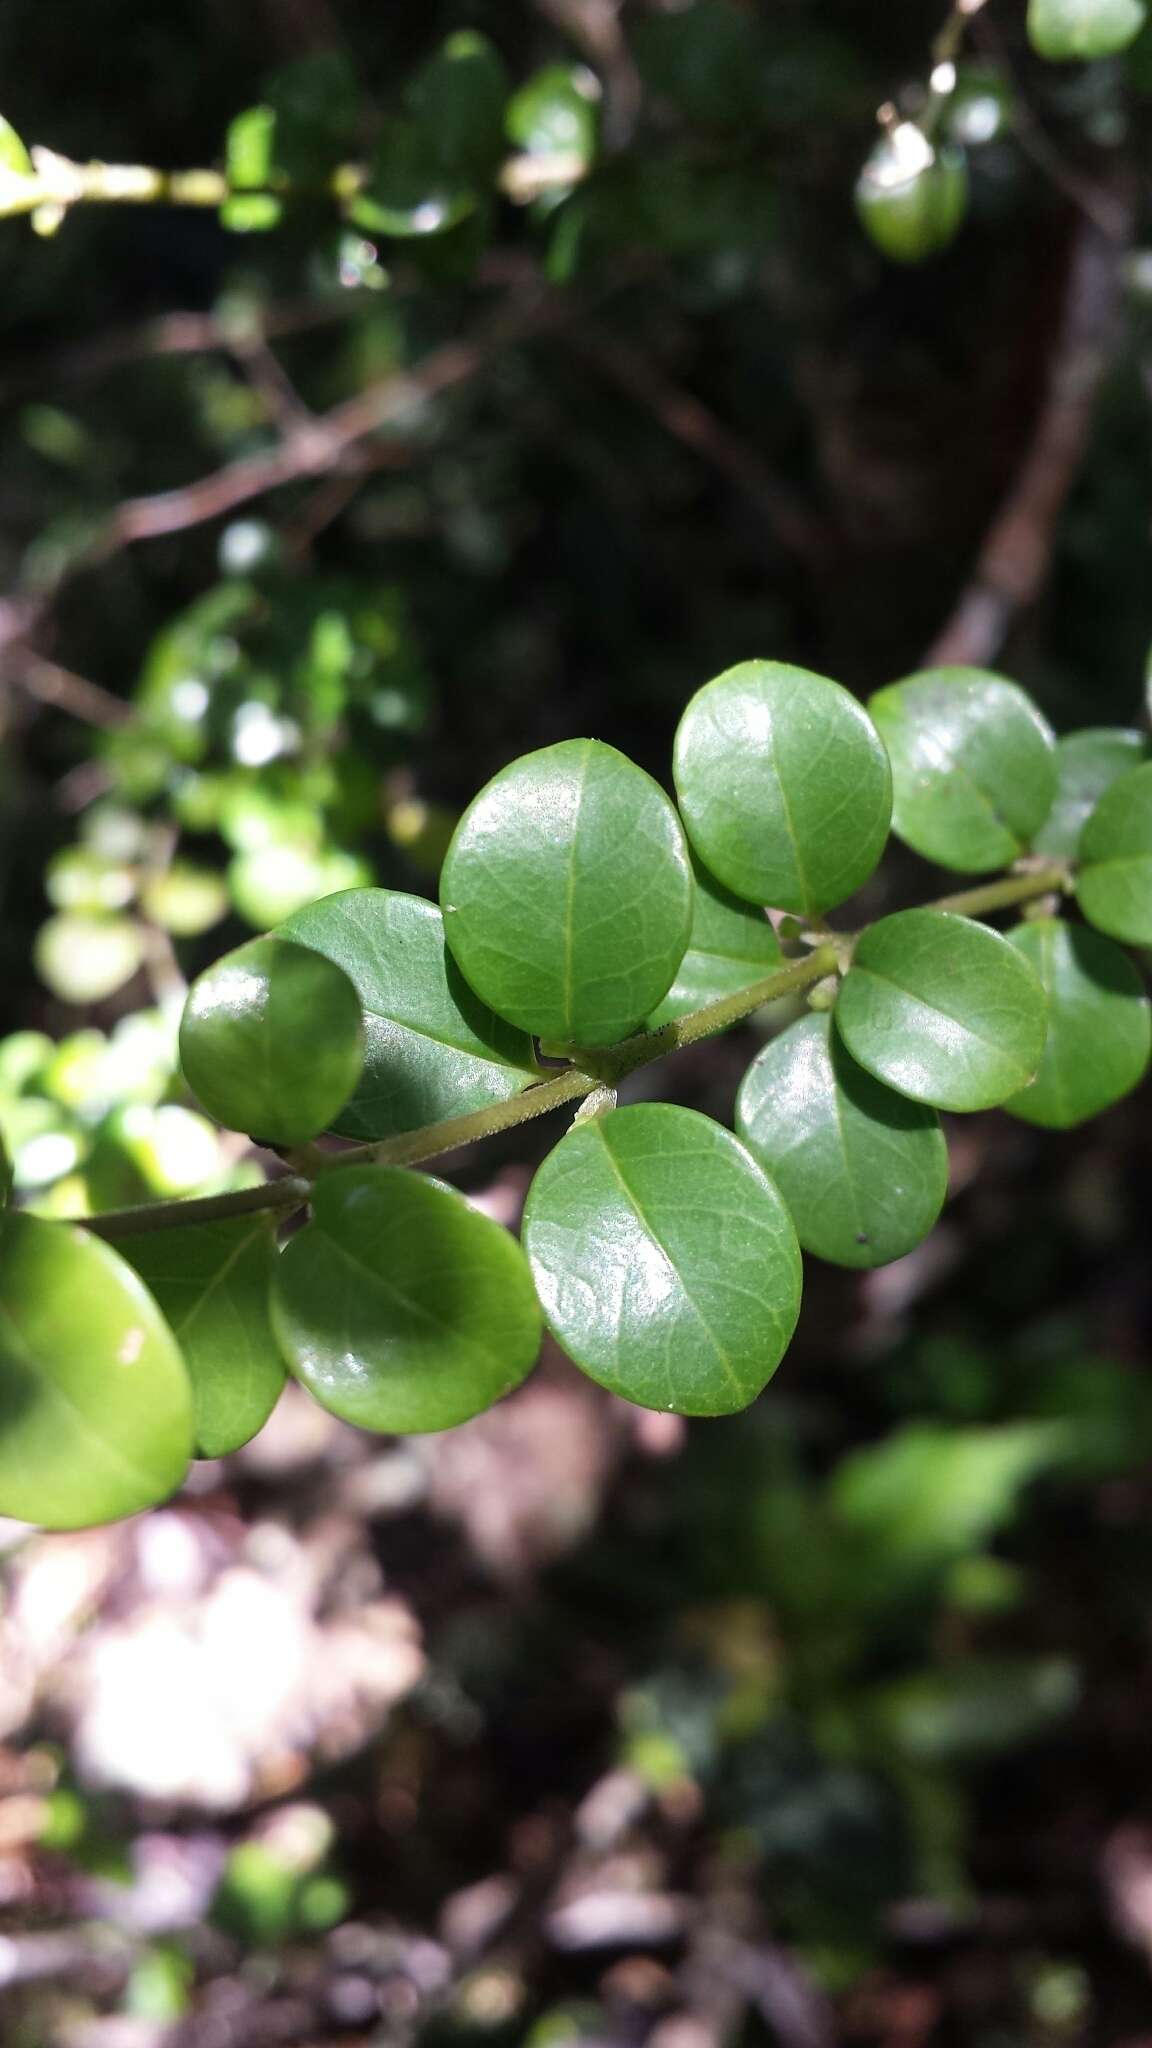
[{"left": 1, "top": 0, "right": 1152, "bottom": 2041}]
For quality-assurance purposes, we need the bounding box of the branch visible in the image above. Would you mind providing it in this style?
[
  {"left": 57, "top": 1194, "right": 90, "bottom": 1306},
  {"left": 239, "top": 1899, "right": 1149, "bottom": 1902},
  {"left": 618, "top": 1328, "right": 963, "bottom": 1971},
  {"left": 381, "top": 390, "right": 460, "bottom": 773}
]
[
  {"left": 0, "top": 646, "right": 133, "bottom": 729},
  {"left": 925, "top": 200, "right": 1131, "bottom": 669}
]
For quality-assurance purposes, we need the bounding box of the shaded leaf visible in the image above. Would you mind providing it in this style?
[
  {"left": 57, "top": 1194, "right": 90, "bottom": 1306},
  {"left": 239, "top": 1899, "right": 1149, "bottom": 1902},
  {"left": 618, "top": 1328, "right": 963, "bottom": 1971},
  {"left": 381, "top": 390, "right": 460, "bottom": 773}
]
[
  {"left": 646, "top": 853, "right": 782, "bottom": 1026},
  {"left": 1076, "top": 759, "right": 1152, "bottom": 944},
  {"left": 1004, "top": 917, "right": 1150, "bottom": 1127},
  {"left": 1033, "top": 726, "right": 1147, "bottom": 860},
  {"left": 179, "top": 936, "right": 364, "bottom": 1144}
]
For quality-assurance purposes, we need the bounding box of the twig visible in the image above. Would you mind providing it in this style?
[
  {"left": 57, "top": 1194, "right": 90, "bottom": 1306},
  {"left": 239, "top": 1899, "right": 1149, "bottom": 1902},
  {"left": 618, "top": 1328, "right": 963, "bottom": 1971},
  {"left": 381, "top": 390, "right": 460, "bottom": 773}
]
[
  {"left": 0, "top": 646, "right": 133, "bottom": 728},
  {"left": 926, "top": 199, "right": 1131, "bottom": 669},
  {"left": 567, "top": 330, "right": 829, "bottom": 569}
]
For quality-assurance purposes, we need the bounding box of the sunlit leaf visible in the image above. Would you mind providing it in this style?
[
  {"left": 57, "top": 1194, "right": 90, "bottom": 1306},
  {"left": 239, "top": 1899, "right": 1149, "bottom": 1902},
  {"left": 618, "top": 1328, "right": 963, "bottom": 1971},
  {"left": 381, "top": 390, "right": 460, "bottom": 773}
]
[
  {"left": 180, "top": 936, "right": 364, "bottom": 1144},
  {"left": 1028, "top": 0, "right": 1146, "bottom": 60},
  {"left": 523, "top": 1103, "right": 802, "bottom": 1414},
  {"left": 34, "top": 913, "right": 144, "bottom": 1004},
  {"left": 855, "top": 126, "right": 968, "bottom": 264}
]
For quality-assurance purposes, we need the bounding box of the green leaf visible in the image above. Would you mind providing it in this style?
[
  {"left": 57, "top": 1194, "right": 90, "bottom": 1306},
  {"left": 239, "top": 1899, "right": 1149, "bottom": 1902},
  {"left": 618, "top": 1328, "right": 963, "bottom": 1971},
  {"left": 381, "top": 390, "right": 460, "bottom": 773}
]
[
  {"left": 35, "top": 914, "right": 144, "bottom": 1005},
  {"left": 1004, "top": 917, "right": 1151, "bottom": 1127},
  {"left": 1028, "top": 0, "right": 1146, "bottom": 61},
  {"left": 351, "top": 32, "right": 507, "bottom": 239},
  {"left": 0, "top": 1213, "right": 193, "bottom": 1528},
  {"left": 140, "top": 863, "right": 229, "bottom": 937},
  {"left": 863, "top": 1658, "right": 1078, "bottom": 1763},
  {"left": 271, "top": 1166, "right": 541, "bottom": 1432},
  {"left": 280, "top": 889, "right": 536, "bottom": 1140},
  {"left": 86, "top": 1105, "right": 222, "bottom": 1209},
  {"left": 672, "top": 661, "right": 892, "bottom": 918},
  {"left": 646, "top": 853, "right": 782, "bottom": 1027},
  {"left": 179, "top": 936, "right": 364, "bottom": 1145},
  {"left": 522, "top": 1102, "right": 802, "bottom": 1415},
  {"left": 736, "top": 1012, "right": 948, "bottom": 1269},
  {"left": 0, "top": 1126, "right": 11, "bottom": 1208},
  {"left": 1033, "top": 726, "right": 1148, "bottom": 859},
  {"left": 440, "top": 740, "right": 693, "bottom": 1048},
  {"left": 835, "top": 909, "right": 1049, "bottom": 1111},
  {"left": 506, "top": 65, "right": 599, "bottom": 165},
  {"left": 830, "top": 1420, "right": 1064, "bottom": 1570},
  {"left": 1076, "top": 760, "right": 1152, "bottom": 944},
  {"left": 867, "top": 668, "right": 1057, "bottom": 874},
  {"left": 631, "top": 0, "right": 769, "bottom": 128},
  {"left": 855, "top": 127, "right": 968, "bottom": 265},
  {"left": 121, "top": 1217, "right": 285, "bottom": 1459},
  {"left": 228, "top": 843, "right": 370, "bottom": 929},
  {"left": 225, "top": 104, "right": 276, "bottom": 189},
  {"left": 0, "top": 115, "right": 33, "bottom": 181}
]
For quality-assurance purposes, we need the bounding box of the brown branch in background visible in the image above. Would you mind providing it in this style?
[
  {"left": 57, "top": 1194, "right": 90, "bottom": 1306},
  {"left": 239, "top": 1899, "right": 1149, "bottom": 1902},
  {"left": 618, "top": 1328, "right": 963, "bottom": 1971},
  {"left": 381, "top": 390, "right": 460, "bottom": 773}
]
[
  {"left": 0, "top": 646, "right": 133, "bottom": 728},
  {"left": 926, "top": 201, "right": 1131, "bottom": 669},
  {"left": 568, "top": 330, "right": 830, "bottom": 570}
]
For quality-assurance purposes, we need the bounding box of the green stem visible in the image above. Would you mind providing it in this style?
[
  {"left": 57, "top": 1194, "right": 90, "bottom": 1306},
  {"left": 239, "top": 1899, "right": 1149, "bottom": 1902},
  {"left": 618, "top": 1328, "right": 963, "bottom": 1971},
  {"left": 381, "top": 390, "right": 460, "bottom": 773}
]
[
  {"left": 927, "top": 864, "right": 1068, "bottom": 920},
  {"left": 81, "top": 1175, "right": 312, "bottom": 1241}
]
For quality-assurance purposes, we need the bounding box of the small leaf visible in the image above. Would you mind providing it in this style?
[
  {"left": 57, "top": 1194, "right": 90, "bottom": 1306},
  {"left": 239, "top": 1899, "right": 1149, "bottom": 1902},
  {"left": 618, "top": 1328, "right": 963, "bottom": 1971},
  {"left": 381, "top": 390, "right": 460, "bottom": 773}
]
[
  {"left": 1076, "top": 760, "right": 1152, "bottom": 944},
  {"left": 831, "top": 1420, "right": 1064, "bottom": 1569},
  {"left": 868, "top": 668, "right": 1057, "bottom": 874},
  {"left": 0, "top": 115, "right": 33, "bottom": 180},
  {"left": 1028, "top": 0, "right": 1146, "bottom": 61},
  {"left": 86, "top": 1105, "right": 222, "bottom": 1209},
  {"left": 122, "top": 1217, "right": 285, "bottom": 1458},
  {"left": 1004, "top": 918, "right": 1151, "bottom": 1127},
  {"left": 1033, "top": 726, "right": 1148, "bottom": 860},
  {"left": 0, "top": 1214, "right": 193, "bottom": 1528},
  {"left": 281, "top": 889, "right": 537, "bottom": 1139},
  {"left": 271, "top": 1166, "right": 541, "bottom": 1432},
  {"left": 228, "top": 844, "right": 370, "bottom": 929},
  {"left": 646, "top": 854, "right": 782, "bottom": 1026},
  {"left": 441, "top": 740, "right": 693, "bottom": 1048},
  {"left": 522, "top": 1102, "right": 802, "bottom": 1415},
  {"left": 835, "top": 909, "right": 1049, "bottom": 1111},
  {"left": 506, "top": 64, "right": 599, "bottom": 165},
  {"left": 140, "top": 863, "right": 229, "bottom": 937},
  {"left": 0, "top": 1126, "right": 11, "bottom": 1208},
  {"left": 351, "top": 31, "right": 507, "bottom": 239},
  {"left": 736, "top": 1012, "right": 948, "bottom": 1268},
  {"left": 34, "top": 913, "right": 144, "bottom": 1004},
  {"left": 855, "top": 125, "right": 968, "bottom": 265},
  {"left": 673, "top": 661, "right": 892, "bottom": 917},
  {"left": 180, "top": 936, "right": 364, "bottom": 1144}
]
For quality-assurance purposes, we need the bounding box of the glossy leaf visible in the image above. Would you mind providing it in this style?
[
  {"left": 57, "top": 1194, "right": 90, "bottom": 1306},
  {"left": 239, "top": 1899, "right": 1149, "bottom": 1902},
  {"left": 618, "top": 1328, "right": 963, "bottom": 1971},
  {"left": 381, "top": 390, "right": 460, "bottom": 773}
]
[
  {"left": 122, "top": 1217, "right": 285, "bottom": 1458},
  {"left": 180, "top": 936, "right": 364, "bottom": 1145},
  {"left": 672, "top": 661, "right": 892, "bottom": 917},
  {"left": 868, "top": 668, "right": 1057, "bottom": 874},
  {"left": 440, "top": 740, "right": 693, "bottom": 1048},
  {"left": 736, "top": 1012, "right": 948, "bottom": 1268},
  {"left": 1004, "top": 918, "right": 1151, "bottom": 1127},
  {"left": 646, "top": 854, "right": 782, "bottom": 1026},
  {"left": 281, "top": 889, "right": 537, "bottom": 1139},
  {"left": 271, "top": 1166, "right": 541, "bottom": 1433},
  {"left": 522, "top": 1103, "right": 802, "bottom": 1415},
  {"left": 1076, "top": 760, "right": 1152, "bottom": 944},
  {"left": 506, "top": 65, "right": 599, "bottom": 165},
  {"left": 0, "top": 1214, "right": 193, "bottom": 1528},
  {"left": 835, "top": 910, "right": 1049, "bottom": 1111},
  {"left": 1028, "top": 0, "right": 1146, "bottom": 60},
  {"left": 856, "top": 126, "right": 968, "bottom": 265},
  {"left": 1033, "top": 726, "right": 1148, "bottom": 859}
]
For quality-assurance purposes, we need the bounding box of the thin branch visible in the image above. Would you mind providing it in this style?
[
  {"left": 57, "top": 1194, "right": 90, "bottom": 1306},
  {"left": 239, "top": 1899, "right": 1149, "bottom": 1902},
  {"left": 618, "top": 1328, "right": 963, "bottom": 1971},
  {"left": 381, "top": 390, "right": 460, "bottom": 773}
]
[
  {"left": 0, "top": 647, "right": 133, "bottom": 728},
  {"left": 926, "top": 199, "right": 1131, "bottom": 669},
  {"left": 82, "top": 1175, "right": 312, "bottom": 1241},
  {"left": 567, "top": 330, "right": 829, "bottom": 569}
]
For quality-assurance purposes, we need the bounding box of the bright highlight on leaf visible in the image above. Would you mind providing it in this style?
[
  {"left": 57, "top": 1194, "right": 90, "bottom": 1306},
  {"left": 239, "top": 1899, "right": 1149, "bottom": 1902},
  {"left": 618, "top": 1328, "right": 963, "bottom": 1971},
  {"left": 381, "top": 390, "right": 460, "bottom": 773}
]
[
  {"left": 855, "top": 125, "right": 968, "bottom": 265},
  {"left": 673, "top": 661, "right": 892, "bottom": 918},
  {"left": 441, "top": 739, "right": 693, "bottom": 1048},
  {"left": 736, "top": 1012, "right": 949, "bottom": 1269},
  {"left": 180, "top": 935, "right": 364, "bottom": 1145},
  {"left": 271, "top": 1166, "right": 542, "bottom": 1433},
  {"left": 122, "top": 1216, "right": 285, "bottom": 1457},
  {"left": 281, "top": 889, "right": 537, "bottom": 1139},
  {"left": 1028, "top": 0, "right": 1147, "bottom": 62},
  {"left": 868, "top": 669, "right": 1057, "bottom": 874},
  {"left": 836, "top": 909, "right": 1049, "bottom": 1112},
  {"left": 1034, "top": 727, "right": 1148, "bottom": 861},
  {"left": 0, "top": 1214, "right": 193, "bottom": 1529},
  {"left": 1076, "top": 760, "right": 1152, "bottom": 945},
  {"left": 523, "top": 1102, "right": 802, "bottom": 1415},
  {"left": 1003, "top": 919, "right": 1151, "bottom": 1129}
]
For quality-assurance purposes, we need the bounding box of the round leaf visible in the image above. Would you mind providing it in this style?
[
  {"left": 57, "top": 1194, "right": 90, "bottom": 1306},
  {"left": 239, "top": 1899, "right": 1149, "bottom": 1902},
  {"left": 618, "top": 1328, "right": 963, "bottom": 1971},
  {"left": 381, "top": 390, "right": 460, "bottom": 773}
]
[
  {"left": 1033, "top": 726, "right": 1148, "bottom": 860},
  {"left": 180, "top": 936, "right": 364, "bottom": 1145},
  {"left": 672, "top": 661, "right": 892, "bottom": 918},
  {"left": 522, "top": 1103, "right": 802, "bottom": 1415},
  {"left": 868, "top": 668, "right": 1057, "bottom": 874},
  {"left": 647, "top": 854, "right": 782, "bottom": 1027},
  {"left": 506, "top": 64, "right": 599, "bottom": 165},
  {"left": 736, "top": 1013, "right": 948, "bottom": 1268},
  {"left": 440, "top": 740, "right": 693, "bottom": 1048},
  {"left": 281, "top": 889, "right": 537, "bottom": 1140},
  {"left": 123, "top": 1216, "right": 285, "bottom": 1458},
  {"left": 271, "top": 1166, "right": 541, "bottom": 1433},
  {"left": 856, "top": 126, "right": 968, "bottom": 265},
  {"left": 1004, "top": 918, "right": 1151, "bottom": 1127},
  {"left": 1028, "top": 0, "right": 1146, "bottom": 60},
  {"left": 0, "top": 1214, "right": 193, "bottom": 1528},
  {"left": 35, "top": 913, "right": 144, "bottom": 1005},
  {"left": 1076, "top": 760, "right": 1152, "bottom": 944},
  {"left": 836, "top": 910, "right": 1049, "bottom": 1111}
]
